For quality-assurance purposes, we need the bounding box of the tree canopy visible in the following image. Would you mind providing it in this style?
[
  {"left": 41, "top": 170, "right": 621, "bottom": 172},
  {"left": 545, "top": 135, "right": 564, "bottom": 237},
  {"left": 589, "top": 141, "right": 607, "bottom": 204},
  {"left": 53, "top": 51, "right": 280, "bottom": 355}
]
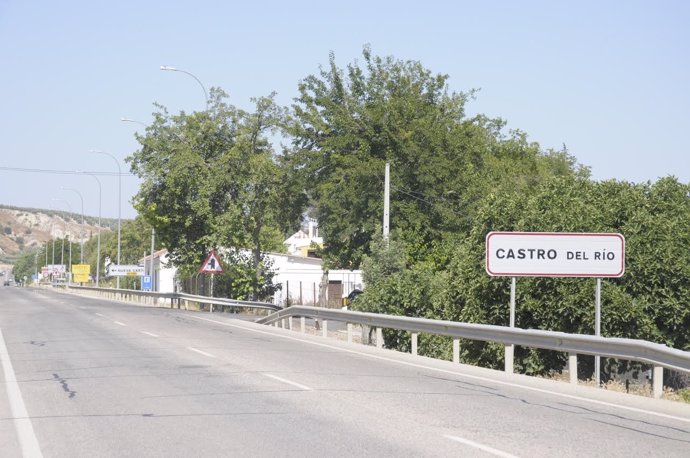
[
  {"left": 128, "top": 89, "right": 296, "bottom": 299},
  {"left": 284, "top": 47, "right": 586, "bottom": 269}
]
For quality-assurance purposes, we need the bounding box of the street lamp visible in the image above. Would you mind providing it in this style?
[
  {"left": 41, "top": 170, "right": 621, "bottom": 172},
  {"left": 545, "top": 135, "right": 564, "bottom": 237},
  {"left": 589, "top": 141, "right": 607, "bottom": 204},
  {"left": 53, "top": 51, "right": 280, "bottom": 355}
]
[
  {"left": 61, "top": 187, "right": 85, "bottom": 263},
  {"left": 80, "top": 172, "right": 102, "bottom": 286},
  {"left": 90, "top": 150, "right": 121, "bottom": 289},
  {"left": 50, "top": 201, "right": 72, "bottom": 281},
  {"left": 160, "top": 65, "right": 209, "bottom": 110}
]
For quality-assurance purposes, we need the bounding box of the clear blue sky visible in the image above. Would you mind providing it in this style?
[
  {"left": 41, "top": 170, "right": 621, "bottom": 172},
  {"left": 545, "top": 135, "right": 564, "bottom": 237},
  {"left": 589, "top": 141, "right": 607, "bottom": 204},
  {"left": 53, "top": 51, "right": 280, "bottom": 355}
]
[{"left": 1, "top": 0, "right": 688, "bottom": 220}]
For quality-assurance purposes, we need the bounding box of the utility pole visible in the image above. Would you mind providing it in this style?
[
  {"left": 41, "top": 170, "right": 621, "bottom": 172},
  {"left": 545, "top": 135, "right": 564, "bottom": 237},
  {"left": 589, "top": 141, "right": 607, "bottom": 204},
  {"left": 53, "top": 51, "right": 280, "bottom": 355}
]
[
  {"left": 150, "top": 228, "right": 155, "bottom": 291},
  {"left": 383, "top": 162, "right": 390, "bottom": 244}
]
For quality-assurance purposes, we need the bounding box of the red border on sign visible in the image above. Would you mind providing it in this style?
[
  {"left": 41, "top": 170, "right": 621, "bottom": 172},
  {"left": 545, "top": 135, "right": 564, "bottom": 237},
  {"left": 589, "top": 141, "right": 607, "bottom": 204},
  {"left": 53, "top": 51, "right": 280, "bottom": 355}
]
[
  {"left": 199, "top": 250, "right": 224, "bottom": 274},
  {"left": 485, "top": 232, "right": 625, "bottom": 278}
]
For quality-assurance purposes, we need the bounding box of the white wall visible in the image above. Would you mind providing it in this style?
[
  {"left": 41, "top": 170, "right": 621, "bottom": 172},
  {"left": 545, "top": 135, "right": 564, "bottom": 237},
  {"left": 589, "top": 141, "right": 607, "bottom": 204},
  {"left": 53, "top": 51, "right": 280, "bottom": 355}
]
[{"left": 267, "top": 253, "right": 323, "bottom": 305}]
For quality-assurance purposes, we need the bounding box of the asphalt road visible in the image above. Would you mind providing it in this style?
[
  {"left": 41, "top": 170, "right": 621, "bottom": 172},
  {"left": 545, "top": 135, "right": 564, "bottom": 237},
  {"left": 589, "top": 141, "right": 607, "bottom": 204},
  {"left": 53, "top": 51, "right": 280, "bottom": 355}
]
[{"left": 1, "top": 286, "right": 689, "bottom": 457}]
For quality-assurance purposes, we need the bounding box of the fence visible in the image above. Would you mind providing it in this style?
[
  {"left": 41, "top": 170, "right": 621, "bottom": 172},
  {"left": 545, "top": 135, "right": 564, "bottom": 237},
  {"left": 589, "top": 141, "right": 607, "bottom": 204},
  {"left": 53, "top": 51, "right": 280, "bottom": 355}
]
[{"left": 256, "top": 305, "right": 690, "bottom": 399}]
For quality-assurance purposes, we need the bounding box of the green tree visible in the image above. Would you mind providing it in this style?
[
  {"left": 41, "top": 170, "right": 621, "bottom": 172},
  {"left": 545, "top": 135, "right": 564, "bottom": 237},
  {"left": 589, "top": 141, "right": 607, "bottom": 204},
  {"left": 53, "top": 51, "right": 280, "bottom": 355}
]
[
  {"left": 11, "top": 247, "right": 40, "bottom": 283},
  {"left": 285, "top": 47, "right": 585, "bottom": 269},
  {"left": 129, "top": 89, "right": 295, "bottom": 299}
]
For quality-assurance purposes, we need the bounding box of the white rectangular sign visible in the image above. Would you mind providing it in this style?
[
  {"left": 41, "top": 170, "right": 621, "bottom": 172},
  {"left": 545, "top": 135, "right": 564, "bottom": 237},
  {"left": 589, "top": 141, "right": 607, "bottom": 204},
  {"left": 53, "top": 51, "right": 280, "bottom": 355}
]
[
  {"left": 486, "top": 232, "right": 625, "bottom": 277},
  {"left": 45, "top": 264, "right": 66, "bottom": 274},
  {"left": 108, "top": 265, "right": 145, "bottom": 276}
]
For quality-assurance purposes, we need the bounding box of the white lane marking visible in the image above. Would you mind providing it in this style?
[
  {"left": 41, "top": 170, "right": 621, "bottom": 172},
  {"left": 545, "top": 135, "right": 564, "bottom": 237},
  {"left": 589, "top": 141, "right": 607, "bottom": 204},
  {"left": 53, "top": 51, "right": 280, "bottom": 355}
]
[
  {"left": 113, "top": 321, "right": 127, "bottom": 327},
  {"left": 95, "top": 313, "right": 104, "bottom": 317},
  {"left": 186, "top": 347, "right": 216, "bottom": 358},
  {"left": 444, "top": 435, "right": 518, "bottom": 458},
  {"left": 140, "top": 331, "right": 159, "bottom": 338},
  {"left": 0, "top": 329, "right": 44, "bottom": 458},
  {"left": 263, "top": 373, "right": 313, "bottom": 391},
  {"left": 189, "top": 315, "right": 690, "bottom": 424}
]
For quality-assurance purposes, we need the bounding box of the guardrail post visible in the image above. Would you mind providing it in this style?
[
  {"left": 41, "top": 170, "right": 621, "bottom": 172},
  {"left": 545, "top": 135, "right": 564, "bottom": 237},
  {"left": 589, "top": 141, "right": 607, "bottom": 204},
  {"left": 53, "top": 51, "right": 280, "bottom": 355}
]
[
  {"left": 504, "top": 344, "right": 514, "bottom": 374},
  {"left": 653, "top": 366, "right": 663, "bottom": 398},
  {"left": 210, "top": 303, "right": 213, "bottom": 313},
  {"left": 300, "top": 317, "right": 306, "bottom": 333},
  {"left": 288, "top": 317, "right": 293, "bottom": 330},
  {"left": 569, "top": 353, "right": 578, "bottom": 385},
  {"left": 453, "top": 338, "right": 460, "bottom": 364},
  {"left": 376, "top": 328, "right": 383, "bottom": 349},
  {"left": 411, "top": 333, "right": 418, "bottom": 356},
  {"left": 281, "top": 318, "right": 286, "bottom": 329},
  {"left": 347, "top": 323, "right": 353, "bottom": 343},
  {"left": 322, "top": 320, "right": 328, "bottom": 338}
]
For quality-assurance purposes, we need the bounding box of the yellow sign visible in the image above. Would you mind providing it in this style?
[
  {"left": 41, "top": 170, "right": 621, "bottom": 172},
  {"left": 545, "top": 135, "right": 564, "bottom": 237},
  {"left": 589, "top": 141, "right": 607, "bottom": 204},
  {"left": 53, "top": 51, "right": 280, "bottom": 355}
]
[{"left": 72, "top": 264, "right": 90, "bottom": 283}]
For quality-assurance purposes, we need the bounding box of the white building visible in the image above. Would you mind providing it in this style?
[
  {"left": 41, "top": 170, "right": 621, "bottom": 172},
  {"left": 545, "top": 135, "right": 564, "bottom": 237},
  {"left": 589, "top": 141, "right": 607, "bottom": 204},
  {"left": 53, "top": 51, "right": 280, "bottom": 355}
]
[
  {"left": 268, "top": 252, "right": 363, "bottom": 308},
  {"left": 284, "top": 220, "right": 323, "bottom": 257},
  {"left": 139, "top": 249, "right": 176, "bottom": 293},
  {"left": 141, "top": 248, "right": 363, "bottom": 308},
  {"left": 140, "top": 222, "right": 363, "bottom": 307}
]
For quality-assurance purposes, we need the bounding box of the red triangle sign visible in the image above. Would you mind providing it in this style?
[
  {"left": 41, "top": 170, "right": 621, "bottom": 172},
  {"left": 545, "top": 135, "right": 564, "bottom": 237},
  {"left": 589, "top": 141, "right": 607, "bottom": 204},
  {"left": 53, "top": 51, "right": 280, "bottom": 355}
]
[{"left": 199, "top": 250, "right": 224, "bottom": 274}]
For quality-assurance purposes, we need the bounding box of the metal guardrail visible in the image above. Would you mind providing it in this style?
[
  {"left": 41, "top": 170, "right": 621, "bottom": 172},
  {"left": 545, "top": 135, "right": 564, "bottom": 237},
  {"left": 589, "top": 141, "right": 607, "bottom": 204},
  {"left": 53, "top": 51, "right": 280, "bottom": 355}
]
[
  {"left": 60, "top": 285, "right": 282, "bottom": 312},
  {"left": 257, "top": 305, "right": 690, "bottom": 398}
]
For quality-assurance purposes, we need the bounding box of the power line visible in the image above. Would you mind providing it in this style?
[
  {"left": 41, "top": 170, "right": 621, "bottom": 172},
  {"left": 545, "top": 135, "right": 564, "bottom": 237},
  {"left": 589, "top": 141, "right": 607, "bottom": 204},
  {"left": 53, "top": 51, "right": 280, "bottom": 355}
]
[{"left": 0, "top": 166, "right": 133, "bottom": 176}]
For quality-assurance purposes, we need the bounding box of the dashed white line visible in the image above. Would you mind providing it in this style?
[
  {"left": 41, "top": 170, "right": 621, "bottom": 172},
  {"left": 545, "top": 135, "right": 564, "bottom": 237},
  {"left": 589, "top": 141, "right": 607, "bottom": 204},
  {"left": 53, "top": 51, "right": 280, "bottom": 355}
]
[
  {"left": 444, "top": 435, "right": 518, "bottom": 457},
  {"left": 186, "top": 347, "right": 216, "bottom": 358},
  {"left": 188, "top": 314, "right": 690, "bottom": 424},
  {"left": 140, "top": 331, "right": 159, "bottom": 338},
  {"left": 262, "top": 373, "right": 313, "bottom": 391},
  {"left": 113, "top": 321, "right": 127, "bottom": 327},
  {"left": 95, "top": 313, "right": 104, "bottom": 317},
  {"left": 0, "top": 328, "right": 44, "bottom": 458}
]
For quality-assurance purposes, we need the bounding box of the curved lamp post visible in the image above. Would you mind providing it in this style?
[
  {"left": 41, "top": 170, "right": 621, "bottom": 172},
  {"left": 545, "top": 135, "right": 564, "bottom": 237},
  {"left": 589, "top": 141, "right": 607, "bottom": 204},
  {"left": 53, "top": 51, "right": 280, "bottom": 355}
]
[
  {"left": 90, "top": 150, "right": 121, "bottom": 289},
  {"left": 51, "top": 200, "right": 72, "bottom": 281},
  {"left": 160, "top": 65, "right": 209, "bottom": 110},
  {"left": 78, "top": 172, "right": 102, "bottom": 286},
  {"left": 61, "top": 187, "right": 85, "bottom": 263}
]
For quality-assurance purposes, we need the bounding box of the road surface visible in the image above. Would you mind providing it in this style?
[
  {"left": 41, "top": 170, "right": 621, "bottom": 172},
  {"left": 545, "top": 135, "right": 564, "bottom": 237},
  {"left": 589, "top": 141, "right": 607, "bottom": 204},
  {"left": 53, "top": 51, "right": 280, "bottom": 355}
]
[{"left": 1, "top": 286, "right": 689, "bottom": 457}]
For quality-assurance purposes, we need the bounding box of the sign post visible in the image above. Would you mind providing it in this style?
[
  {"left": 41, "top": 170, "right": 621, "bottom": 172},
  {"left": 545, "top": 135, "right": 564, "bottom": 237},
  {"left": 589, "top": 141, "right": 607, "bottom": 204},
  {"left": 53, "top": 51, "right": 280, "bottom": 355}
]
[
  {"left": 486, "top": 232, "right": 625, "bottom": 383},
  {"left": 199, "top": 250, "right": 224, "bottom": 312}
]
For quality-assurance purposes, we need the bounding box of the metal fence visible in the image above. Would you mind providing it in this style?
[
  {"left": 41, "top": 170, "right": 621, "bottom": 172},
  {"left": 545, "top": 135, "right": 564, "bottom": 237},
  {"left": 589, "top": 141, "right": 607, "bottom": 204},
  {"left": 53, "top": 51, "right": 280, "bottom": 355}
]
[
  {"left": 61, "top": 285, "right": 281, "bottom": 312},
  {"left": 256, "top": 305, "right": 690, "bottom": 399}
]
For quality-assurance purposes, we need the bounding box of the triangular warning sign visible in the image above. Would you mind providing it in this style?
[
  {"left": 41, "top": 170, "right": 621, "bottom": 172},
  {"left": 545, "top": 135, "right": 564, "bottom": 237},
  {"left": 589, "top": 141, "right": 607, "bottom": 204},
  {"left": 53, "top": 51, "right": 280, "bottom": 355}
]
[{"left": 199, "top": 250, "right": 224, "bottom": 274}]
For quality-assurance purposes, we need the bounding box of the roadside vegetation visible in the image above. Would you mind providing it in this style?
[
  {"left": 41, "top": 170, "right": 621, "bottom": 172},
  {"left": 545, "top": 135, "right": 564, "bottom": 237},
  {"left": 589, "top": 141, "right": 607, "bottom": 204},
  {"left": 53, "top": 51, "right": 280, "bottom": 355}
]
[{"left": 12, "top": 47, "right": 690, "bottom": 386}]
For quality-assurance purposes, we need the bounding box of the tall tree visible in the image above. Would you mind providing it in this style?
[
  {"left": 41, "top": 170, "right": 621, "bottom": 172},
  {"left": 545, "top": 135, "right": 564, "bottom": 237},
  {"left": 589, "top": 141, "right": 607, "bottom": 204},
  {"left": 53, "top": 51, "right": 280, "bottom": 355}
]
[
  {"left": 128, "top": 89, "right": 294, "bottom": 299},
  {"left": 285, "top": 47, "right": 583, "bottom": 268}
]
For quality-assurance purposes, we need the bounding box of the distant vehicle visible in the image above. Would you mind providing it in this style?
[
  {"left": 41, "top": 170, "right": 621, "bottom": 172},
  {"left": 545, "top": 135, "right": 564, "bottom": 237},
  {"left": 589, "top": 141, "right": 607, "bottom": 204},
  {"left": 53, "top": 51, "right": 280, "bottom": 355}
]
[{"left": 3, "top": 280, "right": 11, "bottom": 286}]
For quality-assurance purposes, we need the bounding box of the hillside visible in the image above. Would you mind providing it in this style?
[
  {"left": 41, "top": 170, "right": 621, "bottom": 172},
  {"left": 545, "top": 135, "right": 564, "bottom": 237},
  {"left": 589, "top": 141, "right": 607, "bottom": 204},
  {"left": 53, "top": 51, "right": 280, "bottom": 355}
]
[{"left": 0, "top": 205, "right": 117, "bottom": 268}]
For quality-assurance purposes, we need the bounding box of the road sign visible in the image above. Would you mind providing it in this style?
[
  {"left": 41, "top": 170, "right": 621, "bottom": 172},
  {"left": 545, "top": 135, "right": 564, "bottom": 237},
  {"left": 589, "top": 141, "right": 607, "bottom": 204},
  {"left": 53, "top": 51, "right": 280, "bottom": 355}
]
[
  {"left": 199, "top": 250, "right": 224, "bottom": 274},
  {"left": 142, "top": 275, "right": 152, "bottom": 291},
  {"left": 72, "top": 264, "right": 90, "bottom": 282},
  {"left": 45, "top": 264, "right": 66, "bottom": 274},
  {"left": 485, "top": 232, "right": 625, "bottom": 277},
  {"left": 108, "top": 265, "right": 145, "bottom": 276}
]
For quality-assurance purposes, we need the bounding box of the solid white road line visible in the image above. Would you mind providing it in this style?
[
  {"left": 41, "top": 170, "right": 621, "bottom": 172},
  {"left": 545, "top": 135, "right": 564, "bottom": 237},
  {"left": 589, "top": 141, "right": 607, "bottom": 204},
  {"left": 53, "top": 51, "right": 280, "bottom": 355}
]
[
  {"left": 263, "top": 373, "right": 313, "bottom": 391},
  {"left": 189, "top": 315, "right": 690, "bottom": 424},
  {"left": 140, "top": 331, "right": 159, "bottom": 338},
  {"left": 113, "top": 321, "right": 127, "bottom": 327},
  {"left": 186, "top": 347, "right": 216, "bottom": 358},
  {"left": 444, "top": 435, "right": 519, "bottom": 458},
  {"left": 0, "top": 329, "right": 43, "bottom": 458}
]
